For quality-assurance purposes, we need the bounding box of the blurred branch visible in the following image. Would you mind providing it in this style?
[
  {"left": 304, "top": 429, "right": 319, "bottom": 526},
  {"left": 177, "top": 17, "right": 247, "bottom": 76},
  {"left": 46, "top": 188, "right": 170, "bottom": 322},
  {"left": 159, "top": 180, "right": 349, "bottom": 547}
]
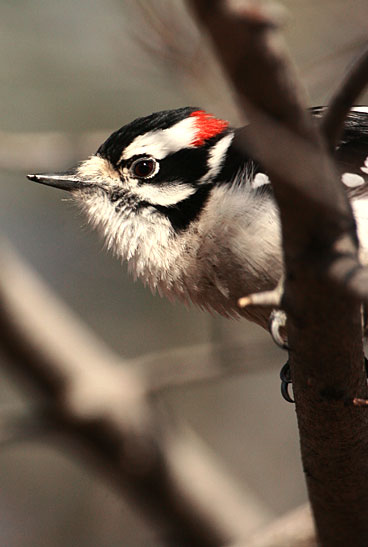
[
  {"left": 126, "top": 0, "right": 240, "bottom": 122},
  {"left": 131, "top": 0, "right": 202, "bottom": 76},
  {"left": 0, "top": 241, "right": 270, "bottom": 545},
  {"left": 188, "top": 0, "right": 368, "bottom": 545},
  {"left": 187, "top": 0, "right": 311, "bottom": 137},
  {"left": 321, "top": 45, "right": 368, "bottom": 150}
]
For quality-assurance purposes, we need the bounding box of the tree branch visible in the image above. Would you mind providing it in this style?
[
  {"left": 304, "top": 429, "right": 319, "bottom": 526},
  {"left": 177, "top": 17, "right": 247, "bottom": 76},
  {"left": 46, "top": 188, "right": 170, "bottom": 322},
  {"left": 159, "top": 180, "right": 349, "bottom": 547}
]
[{"left": 188, "top": 1, "right": 368, "bottom": 545}]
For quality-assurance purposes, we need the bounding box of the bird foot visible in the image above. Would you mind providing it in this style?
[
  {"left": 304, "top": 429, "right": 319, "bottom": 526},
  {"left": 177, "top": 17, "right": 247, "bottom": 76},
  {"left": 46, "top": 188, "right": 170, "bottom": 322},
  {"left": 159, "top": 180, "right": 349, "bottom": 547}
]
[
  {"left": 238, "top": 278, "right": 293, "bottom": 401},
  {"left": 280, "top": 361, "right": 294, "bottom": 403},
  {"left": 238, "top": 277, "right": 287, "bottom": 347},
  {"left": 268, "top": 309, "right": 289, "bottom": 349},
  {"left": 238, "top": 279, "right": 284, "bottom": 309},
  {"left": 269, "top": 309, "right": 292, "bottom": 402},
  {"left": 281, "top": 356, "right": 368, "bottom": 405}
]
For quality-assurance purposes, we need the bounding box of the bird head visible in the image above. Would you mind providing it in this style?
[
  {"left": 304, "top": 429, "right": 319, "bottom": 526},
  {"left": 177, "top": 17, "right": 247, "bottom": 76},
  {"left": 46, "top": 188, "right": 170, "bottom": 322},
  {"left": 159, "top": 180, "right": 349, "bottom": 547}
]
[
  {"left": 28, "top": 108, "right": 240, "bottom": 290},
  {"left": 28, "top": 107, "right": 235, "bottom": 231}
]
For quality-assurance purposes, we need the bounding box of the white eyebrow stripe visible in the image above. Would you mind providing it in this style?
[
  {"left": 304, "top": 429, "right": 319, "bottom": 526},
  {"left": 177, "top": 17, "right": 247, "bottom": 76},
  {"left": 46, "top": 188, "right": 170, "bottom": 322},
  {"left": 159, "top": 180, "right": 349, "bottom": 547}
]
[{"left": 121, "top": 117, "right": 198, "bottom": 161}]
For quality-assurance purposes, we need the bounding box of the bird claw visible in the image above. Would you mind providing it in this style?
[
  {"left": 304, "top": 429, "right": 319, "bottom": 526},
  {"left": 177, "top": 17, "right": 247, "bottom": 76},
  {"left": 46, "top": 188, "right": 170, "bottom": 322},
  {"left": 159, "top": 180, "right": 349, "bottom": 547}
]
[
  {"left": 238, "top": 277, "right": 288, "bottom": 347},
  {"left": 281, "top": 354, "right": 368, "bottom": 405},
  {"left": 238, "top": 278, "right": 292, "bottom": 401},
  {"left": 270, "top": 310, "right": 292, "bottom": 401},
  {"left": 280, "top": 362, "right": 294, "bottom": 403},
  {"left": 268, "top": 309, "right": 289, "bottom": 349}
]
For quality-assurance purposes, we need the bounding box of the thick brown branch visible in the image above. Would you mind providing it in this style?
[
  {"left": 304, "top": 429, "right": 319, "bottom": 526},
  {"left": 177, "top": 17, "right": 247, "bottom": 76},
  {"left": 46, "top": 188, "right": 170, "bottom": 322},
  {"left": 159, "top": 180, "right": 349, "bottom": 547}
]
[
  {"left": 321, "top": 45, "right": 368, "bottom": 150},
  {"left": 188, "top": 1, "right": 368, "bottom": 545},
  {"left": 187, "top": 0, "right": 313, "bottom": 139}
]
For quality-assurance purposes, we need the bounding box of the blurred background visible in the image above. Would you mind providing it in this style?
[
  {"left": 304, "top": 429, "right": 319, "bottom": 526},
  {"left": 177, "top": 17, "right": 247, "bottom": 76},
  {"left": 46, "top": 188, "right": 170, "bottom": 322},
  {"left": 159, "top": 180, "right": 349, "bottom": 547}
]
[{"left": 0, "top": 1, "right": 367, "bottom": 545}]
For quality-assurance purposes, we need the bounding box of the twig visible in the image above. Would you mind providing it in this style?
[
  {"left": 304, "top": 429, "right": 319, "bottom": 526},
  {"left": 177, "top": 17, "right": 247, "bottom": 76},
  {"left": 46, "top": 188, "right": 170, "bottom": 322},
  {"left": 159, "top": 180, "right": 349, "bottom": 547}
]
[
  {"left": 321, "top": 45, "right": 368, "bottom": 150},
  {"left": 126, "top": 0, "right": 240, "bottom": 123}
]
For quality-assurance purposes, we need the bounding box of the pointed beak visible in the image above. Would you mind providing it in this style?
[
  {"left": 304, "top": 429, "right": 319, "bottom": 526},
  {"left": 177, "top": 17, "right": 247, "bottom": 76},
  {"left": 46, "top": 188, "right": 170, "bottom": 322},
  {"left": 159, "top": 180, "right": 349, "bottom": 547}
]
[{"left": 27, "top": 170, "right": 91, "bottom": 192}]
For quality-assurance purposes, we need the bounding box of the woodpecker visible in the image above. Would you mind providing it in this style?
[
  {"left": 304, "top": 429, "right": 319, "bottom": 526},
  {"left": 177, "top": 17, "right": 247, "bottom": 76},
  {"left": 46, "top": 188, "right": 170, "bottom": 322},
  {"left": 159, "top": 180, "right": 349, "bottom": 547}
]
[{"left": 28, "top": 106, "right": 368, "bottom": 332}]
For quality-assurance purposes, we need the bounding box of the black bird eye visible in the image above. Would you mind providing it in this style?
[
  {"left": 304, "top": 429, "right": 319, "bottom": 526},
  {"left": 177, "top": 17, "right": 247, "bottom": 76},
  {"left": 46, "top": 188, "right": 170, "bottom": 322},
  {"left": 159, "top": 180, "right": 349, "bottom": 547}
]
[{"left": 130, "top": 157, "right": 158, "bottom": 179}]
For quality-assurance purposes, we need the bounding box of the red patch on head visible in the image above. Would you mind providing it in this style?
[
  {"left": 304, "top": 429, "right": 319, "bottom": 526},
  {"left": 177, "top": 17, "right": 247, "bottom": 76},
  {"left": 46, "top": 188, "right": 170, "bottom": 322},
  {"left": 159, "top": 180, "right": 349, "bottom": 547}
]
[{"left": 190, "top": 110, "right": 229, "bottom": 147}]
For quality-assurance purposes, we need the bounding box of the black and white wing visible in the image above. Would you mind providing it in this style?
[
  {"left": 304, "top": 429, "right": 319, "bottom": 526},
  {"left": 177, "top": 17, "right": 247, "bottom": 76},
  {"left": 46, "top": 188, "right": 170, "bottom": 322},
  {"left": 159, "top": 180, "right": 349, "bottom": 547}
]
[{"left": 312, "top": 106, "right": 368, "bottom": 196}]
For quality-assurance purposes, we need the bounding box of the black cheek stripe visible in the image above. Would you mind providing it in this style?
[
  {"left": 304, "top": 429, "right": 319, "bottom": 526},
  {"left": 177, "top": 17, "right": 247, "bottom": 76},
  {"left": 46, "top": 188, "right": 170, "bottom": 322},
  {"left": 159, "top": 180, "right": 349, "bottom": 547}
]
[{"left": 154, "top": 185, "right": 212, "bottom": 232}]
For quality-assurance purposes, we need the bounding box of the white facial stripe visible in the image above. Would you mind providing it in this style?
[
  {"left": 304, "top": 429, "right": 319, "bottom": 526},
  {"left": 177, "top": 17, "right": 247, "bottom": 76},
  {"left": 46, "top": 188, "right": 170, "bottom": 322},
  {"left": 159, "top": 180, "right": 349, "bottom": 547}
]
[
  {"left": 351, "top": 106, "right": 368, "bottom": 114},
  {"left": 342, "top": 172, "right": 365, "bottom": 188},
  {"left": 200, "top": 133, "right": 234, "bottom": 183},
  {"left": 252, "top": 173, "right": 271, "bottom": 189},
  {"left": 134, "top": 182, "right": 196, "bottom": 206},
  {"left": 121, "top": 117, "right": 199, "bottom": 161}
]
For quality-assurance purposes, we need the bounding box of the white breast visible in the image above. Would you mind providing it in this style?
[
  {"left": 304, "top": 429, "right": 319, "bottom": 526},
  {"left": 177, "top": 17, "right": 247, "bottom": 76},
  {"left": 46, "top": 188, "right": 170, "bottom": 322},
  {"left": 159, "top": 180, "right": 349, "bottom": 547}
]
[{"left": 76, "top": 180, "right": 283, "bottom": 325}]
